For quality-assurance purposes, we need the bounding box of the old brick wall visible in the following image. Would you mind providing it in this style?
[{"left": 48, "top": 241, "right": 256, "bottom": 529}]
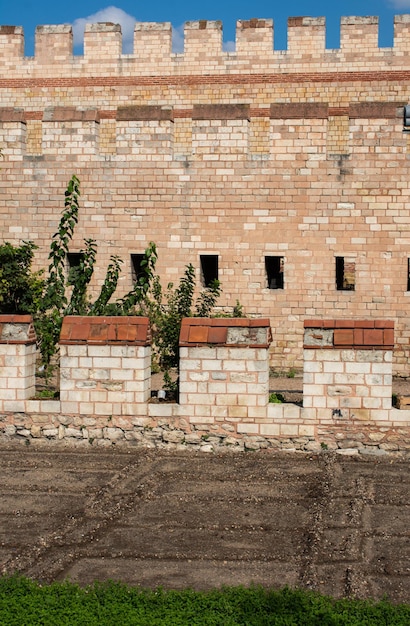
[{"left": 1, "top": 17, "right": 410, "bottom": 373}]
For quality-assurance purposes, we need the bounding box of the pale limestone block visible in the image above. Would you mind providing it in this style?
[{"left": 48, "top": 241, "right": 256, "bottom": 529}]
[
  {"left": 207, "top": 382, "right": 227, "bottom": 394},
  {"left": 280, "top": 424, "right": 299, "bottom": 436},
  {"left": 65, "top": 345, "right": 87, "bottom": 357},
  {"left": 26, "top": 400, "right": 40, "bottom": 412},
  {"left": 189, "top": 371, "right": 210, "bottom": 382},
  {"left": 357, "top": 350, "right": 384, "bottom": 363},
  {"left": 179, "top": 382, "right": 198, "bottom": 394},
  {"left": 335, "top": 373, "right": 365, "bottom": 385},
  {"left": 340, "top": 350, "right": 356, "bottom": 362},
  {"left": 120, "top": 357, "right": 145, "bottom": 370},
  {"left": 267, "top": 404, "right": 285, "bottom": 419},
  {"left": 87, "top": 345, "right": 111, "bottom": 357},
  {"left": 315, "top": 350, "right": 341, "bottom": 362},
  {"left": 211, "top": 406, "right": 228, "bottom": 418},
  {"left": 345, "top": 362, "right": 370, "bottom": 374},
  {"left": 202, "top": 359, "right": 223, "bottom": 370},
  {"left": 299, "top": 424, "right": 315, "bottom": 437},
  {"left": 371, "top": 363, "right": 393, "bottom": 375},
  {"left": 179, "top": 359, "right": 201, "bottom": 371},
  {"left": 111, "top": 369, "right": 134, "bottom": 381},
  {"left": 229, "top": 406, "right": 248, "bottom": 418},
  {"left": 303, "top": 373, "right": 314, "bottom": 385},
  {"left": 282, "top": 405, "right": 302, "bottom": 419},
  {"left": 247, "top": 360, "right": 268, "bottom": 372},
  {"left": 230, "top": 372, "right": 256, "bottom": 383},
  {"left": 370, "top": 386, "right": 392, "bottom": 398},
  {"left": 313, "top": 396, "right": 327, "bottom": 408},
  {"left": 60, "top": 401, "right": 80, "bottom": 414},
  {"left": 237, "top": 422, "right": 259, "bottom": 434},
  {"left": 248, "top": 406, "right": 268, "bottom": 418},
  {"left": 256, "top": 371, "right": 269, "bottom": 384},
  {"left": 124, "top": 402, "right": 151, "bottom": 417},
  {"left": 366, "top": 374, "right": 383, "bottom": 386},
  {"left": 390, "top": 408, "right": 410, "bottom": 422},
  {"left": 39, "top": 400, "right": 60, "bottom": 413},
  {"left": 187, "top": 392, "right": 212, "bottom": 405},
  {"left": 194, "top": 403, "right": 212, "bottom": 416},
  {"left": 362, "top": 398, "right": 382, "bottom": 409},
  {"left": 356, "top": 386, "right": 370, "bottom": 397},
  {"left": 216, "top": 394, "right": 238, "bottom": 406},
  {"left": 382, "top": 398, "right": 393, "bottom": 409},
  {"left": 190, "top": 415, "right": 215, "bottom": 424},
  {"left": 60, "top": 356, "right": 79, "bottom": 369},
  {"left": 237, "top": 394, "right": 258, "bottom": 407},
  {"left": 106, "top": 391, "right": 133, "bottom": 404},
  {"left": 2, "top": 400, "right": 26, "bottom": 413},
  {"left": 2, "top": 389, "right": 17, "bottom": 400},
  {"left": 371, "top": 410, "right": 392, "bottom": 421},
  {"left": 8, "top": 377, "right": 31, "bottom": 390},
  {"left": 93, "top": 357, "right": 121, "bottom": 369},
  {"left": 211, "top": 371, "right": 227, "bottom": 380},
  {"left": 304, "top": 361, "right": 323, "bottom": 373},
  {"left": 303, "top": 384, "right": 324, "bottom": 396},
  {"left": 227, "top": 383, "right": 247, "bottom": 394},
  {"left": 340, "top": 397, "right": 362, "bottom": 409},
  {"left": 326, "top": 396, "right": 342, "bottom": 409},
  {"left": 187, "top": 347, "right": 217, "bottom": 359},
  {"left": 94, "top": 403, "right": 114, "bottom": 416},
  {"left": 260, "top": 423, "right": 280, "bottom": 436},
  {"left": 79, "top": 357, "right": 93, "bottom": 368},
  {"left": 222, "top": 359, "right": 246, "bottom": 372},
  {"left": 89, "top": 368, "right": 110, "bottom": 380},
  {"left": 314, "top": 373, "right": 335, "bottom": 385}
]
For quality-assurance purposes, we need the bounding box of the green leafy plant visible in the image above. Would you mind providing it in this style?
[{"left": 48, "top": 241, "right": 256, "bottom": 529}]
[
  {"left": 0, "top": 241, "right": 44, "bottom": 315},
  {"left": 269, "top": 392, "right": 285, "bottom": 404},
  {"left": 140, "top": 264, "right": 222, "bottom": 389},
  {"left": 1, "top": 576, "right": 410, "bottom": 625},
  {"left": 35, "top": 175, "right": 157, "bottom": 375}
]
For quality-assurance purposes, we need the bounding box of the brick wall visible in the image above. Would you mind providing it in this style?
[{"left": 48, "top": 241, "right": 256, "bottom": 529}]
[
  {"left": 2, "top": 17, "right": 410, "bottom": 374},
  {"left": 0, "top": 315, "right": 410, "bottom": 451}
]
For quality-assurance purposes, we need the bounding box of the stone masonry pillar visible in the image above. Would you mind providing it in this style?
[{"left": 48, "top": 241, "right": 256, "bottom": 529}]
[
  {"left": 179, "top": 318, "right": 272, "bottom": 426},
  {"left": 0, "top": 314, "right": 37, "bottom": 411},
  {"left": 60, "top": 316, "right": 151, "bottom": 416},
  {"left": 303, "top": 320, "right": 394, "bottom": 422}
]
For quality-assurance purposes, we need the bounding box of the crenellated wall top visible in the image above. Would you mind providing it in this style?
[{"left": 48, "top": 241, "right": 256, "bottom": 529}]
[{"left": 1, "top": 16, "right": 410, "bottom": 77}]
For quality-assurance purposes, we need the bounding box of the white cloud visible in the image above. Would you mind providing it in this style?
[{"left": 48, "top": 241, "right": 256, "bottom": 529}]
[
  {"left": 72, "top": 6, "right": 137, "bottom": 52},
  {"left": 388, "top": 0, "right": 410, "bottom": 8}
]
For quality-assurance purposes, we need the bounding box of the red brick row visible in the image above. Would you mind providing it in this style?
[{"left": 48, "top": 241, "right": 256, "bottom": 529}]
[{"left": 60, "top": 316, "right": 151, "bottom": 345}]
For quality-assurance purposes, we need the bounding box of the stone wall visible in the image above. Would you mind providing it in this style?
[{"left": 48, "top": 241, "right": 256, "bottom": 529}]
[
  {"left": 1, "top": 315, "right": 410, "bottom": 453},
  {"left": 2, "top": 17, "right": 410, "bottom": 374}
]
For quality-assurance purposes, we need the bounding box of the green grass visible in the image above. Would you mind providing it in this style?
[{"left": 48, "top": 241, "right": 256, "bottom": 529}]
[{"left": 0, "top": 576, "right": 409, "bottom": 625}]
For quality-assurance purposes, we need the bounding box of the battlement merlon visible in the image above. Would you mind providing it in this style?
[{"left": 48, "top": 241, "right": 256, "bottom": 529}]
[{"left": 1, "top": 16, "right": 410, "bottom": 75}]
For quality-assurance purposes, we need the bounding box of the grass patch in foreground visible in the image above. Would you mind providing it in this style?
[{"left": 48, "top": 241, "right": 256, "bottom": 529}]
[{"left": 0, "top": 576, "right": 410, "bottom": 625}]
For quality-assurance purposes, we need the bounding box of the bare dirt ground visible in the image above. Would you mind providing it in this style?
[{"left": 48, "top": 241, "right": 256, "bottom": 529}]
[{"left": 0, "top": 447, "right": 409, "bottom": 603}]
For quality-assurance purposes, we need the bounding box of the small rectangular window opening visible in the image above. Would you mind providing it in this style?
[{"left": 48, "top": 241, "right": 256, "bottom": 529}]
[
  {"left": 336, "top": 257, "right": 355, "bottom": 291},
  {"left": 131, "top": 253, "right": 145, "bottom": 283},
  {"left": 66, "top": 252, "right": 84, "bottom": 283},
  {"left": 265, "top": 256, "right": 284, "bottom": 289},
  {"left": 200, "top": 255, "right": 218, "bottom": 287}
]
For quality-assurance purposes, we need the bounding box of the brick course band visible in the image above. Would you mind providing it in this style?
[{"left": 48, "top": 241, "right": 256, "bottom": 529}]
[
  {"left": 304, "top": 320, "right": 394, "bottom": 349},
  {"left": 179, "top": 317, "right": 272, "bottom": 347},
  {"left": 60, "top": 316, "right": 151, "bottom": 345}
]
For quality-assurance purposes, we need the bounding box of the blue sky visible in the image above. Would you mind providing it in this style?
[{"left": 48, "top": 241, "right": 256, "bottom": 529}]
[{"left": 1, "top": 0, "right": 409, "bottom": 55}]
